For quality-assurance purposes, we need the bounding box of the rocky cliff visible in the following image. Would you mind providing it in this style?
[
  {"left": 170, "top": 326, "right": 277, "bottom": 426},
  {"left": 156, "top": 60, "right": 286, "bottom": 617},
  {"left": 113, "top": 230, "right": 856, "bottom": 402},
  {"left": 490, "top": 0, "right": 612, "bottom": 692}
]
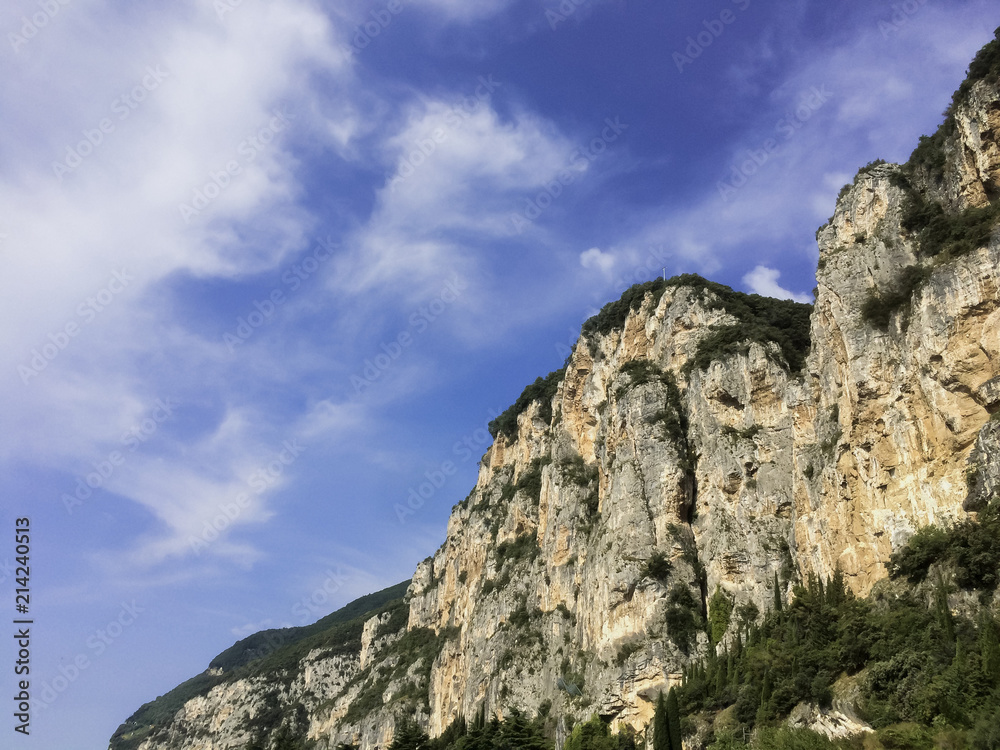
[{"left": 110, "top": 30, "right": 1000, "bottom": 750}]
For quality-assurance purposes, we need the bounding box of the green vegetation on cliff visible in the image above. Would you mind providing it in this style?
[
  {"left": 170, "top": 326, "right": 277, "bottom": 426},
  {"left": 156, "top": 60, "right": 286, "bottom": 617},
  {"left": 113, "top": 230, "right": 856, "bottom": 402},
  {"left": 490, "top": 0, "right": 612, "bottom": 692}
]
[
  {"left": 677, "top": 503, "right": 1000, "bottom": 750},
  {"left": 212, "top": 581, "right": 410, "bottom": 674},
  {"left": 905, "top": 26, "right": 1000, "bottom": 183},
  {"left": 580, "top": 275, "right": 812, "bottom": 374}
]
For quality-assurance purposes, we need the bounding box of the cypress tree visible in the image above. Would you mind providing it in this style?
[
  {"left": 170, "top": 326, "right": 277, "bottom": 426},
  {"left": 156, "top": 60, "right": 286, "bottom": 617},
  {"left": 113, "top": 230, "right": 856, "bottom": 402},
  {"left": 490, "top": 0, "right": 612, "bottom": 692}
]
[
  {"left": 828, "top": 566, "right": 846, "bottom": 607},
  {"left": 934, "top": 570, "right": 955, "bottom": 649},
  {"left": 666, "top": 688, "right": 683, "bottom": 750},
  {"left": 389, "top": 717, "right": 429, "bottom": 750},
  {"left": 773, "top": 572, "right": 783, "bottom": 613},
  {"left": 979, "top": 611, "right": 1000, "bottom": 681},
  {"left": 653, "top": 692, "right": 670, "bottom": 750},
  {"left": 715, "top": 655, "right": 727, "bottom": 697},
  {"left": 498, "top": 707, "right": 547, "bottom": 750},
  {"left": 465, "top": 707, "right": 488, "bottom": 750}
]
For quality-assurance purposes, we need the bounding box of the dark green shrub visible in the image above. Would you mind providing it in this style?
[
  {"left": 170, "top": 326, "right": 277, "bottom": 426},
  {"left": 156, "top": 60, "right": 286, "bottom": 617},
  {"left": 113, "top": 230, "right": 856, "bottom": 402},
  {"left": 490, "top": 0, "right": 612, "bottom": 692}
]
[
  {"left": 950, "top": 25, "right": 1000, "bottom": 113},
  {"left": 665, "top": 584, "right": 703, "bottom": 655},
  {"left": 888, "top": 509, "right": 1000, "bottom": 591},
  {"left": 888, "top": 525, "right": 951, "bottom": 583},
  {"left": 680, "top": 277, "right": 812, "bottom": 373},
  {"left": 561, "top": 454, "right": 598, "bottom": 487},
  {"left": 708, "top": 587, "right": 734, "bottom": 643},
  {"left": 903, "top": 190, "right": 1000, "bottom": 259},
  {"left": 906, "top": 127, "right": 952, "bottom": 183},
  {"left": 489, "top": 368, "right": 566, "bottom": 440},
  {"left": 581, "top": 274, "right": 811, "bottom": 374},
  {"left": 861, "top": 265, "right": 932, "bottom": 329},
  {"left": 857, "top": 158, "right": 887, "bottom": 177},
  {"left": 615, "top": 642, "right": 643, "bottom": 666},
  {"left": 496, "top": 533, "right": 540, "bottom": 565},
  {"left": 642, "top": 552, "right": 672, "bottom": 582},
  {"left": 720, "top": 425, "right": 760, "bottom": 442},
  {"left": 621, "top": 358, "right": 662, "bottom": 383},
  {"left": 560, "top": 454, "right": 600, "bottom": 524}
]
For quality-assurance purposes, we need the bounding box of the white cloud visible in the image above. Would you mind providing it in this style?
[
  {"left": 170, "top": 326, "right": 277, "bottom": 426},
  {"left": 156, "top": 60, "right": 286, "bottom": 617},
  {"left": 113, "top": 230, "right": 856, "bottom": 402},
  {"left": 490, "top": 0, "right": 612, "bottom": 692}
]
[
  {"left": 329, "top": 96, "right": 582, "bottom": 323},
  {"left": 0, "top": 0, "right": 354, "bottom": 568},
  {"left": 742, "top": 266, "right": 812, "bottom": 303},
  {"left": 579, "top": 247, "right": 616, "bottom": 275}
]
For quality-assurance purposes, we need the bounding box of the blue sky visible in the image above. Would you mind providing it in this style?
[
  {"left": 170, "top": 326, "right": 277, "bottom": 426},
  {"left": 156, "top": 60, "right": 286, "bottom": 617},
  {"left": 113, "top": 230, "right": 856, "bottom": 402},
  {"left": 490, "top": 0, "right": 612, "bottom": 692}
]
[{"left": 1, "top": 1, "right": 997, "bottom": 747}]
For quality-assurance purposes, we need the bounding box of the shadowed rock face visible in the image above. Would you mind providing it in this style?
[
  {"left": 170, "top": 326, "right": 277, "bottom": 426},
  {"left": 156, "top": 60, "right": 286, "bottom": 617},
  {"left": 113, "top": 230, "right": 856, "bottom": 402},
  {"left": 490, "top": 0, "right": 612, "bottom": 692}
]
[{"left": 111, "top": 45, "right": 1000, "bottom": 750}]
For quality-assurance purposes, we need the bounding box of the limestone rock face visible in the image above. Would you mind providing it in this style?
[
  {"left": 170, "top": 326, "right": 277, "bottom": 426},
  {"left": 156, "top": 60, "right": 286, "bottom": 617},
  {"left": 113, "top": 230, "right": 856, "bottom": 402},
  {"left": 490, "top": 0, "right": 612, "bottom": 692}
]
[
  {"left": 797, "top": 77, "right": 1000, "bottom": 593},
  {"left": 939, "top": 79, "right": 1000, "bottom": 211},
  {"left": 787, "top": 703, "right": 873, "bottom": 742},
  {"left": 113, "top": 61, "right": 1000, "bottom": 750}
]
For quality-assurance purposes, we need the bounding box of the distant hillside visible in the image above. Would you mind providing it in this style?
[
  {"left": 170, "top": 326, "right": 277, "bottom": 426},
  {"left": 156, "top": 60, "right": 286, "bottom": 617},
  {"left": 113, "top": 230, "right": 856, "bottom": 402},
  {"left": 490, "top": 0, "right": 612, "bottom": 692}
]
[{"left": 110, "top": 581, "right": 409, "bottom": 750}]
